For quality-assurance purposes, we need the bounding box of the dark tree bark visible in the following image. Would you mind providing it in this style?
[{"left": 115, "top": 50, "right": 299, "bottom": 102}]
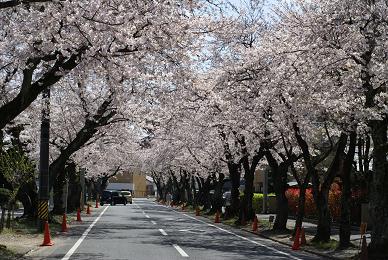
[
  {"left": 212, "top": 172, "right": 224, "bottom": 213},
  {"left": 228, "top": 162, "right": 241, "bottom": 216},
  {"left": 295, "top": 181, "right": 308, "bottom": 231},
  {"left": 171, "top": 172, "right": 182, "bottom": 203},
  {"left": 219, "top": 129, "right": 241, "bottom": 217},
  {"left": 239, "top": 139, "right": 265, "bottom": 223},
  {"left": 52, "top": 171, "right": 66, "bottom": 214},
  {"left": 353, "top": 13, "right": 388, "bottom": 257},
  {"left": 184, "top": 172, "right": 193, "bottom": 206},
  {"left": 368, "top": 120, "right": 388, "bottom": 259},
  {"left": 151, "top": 172, "right": 164, "bottom": 201},
  {"left": 265, "top": 150, "right": 295, "bottom": 231},
  {"left": 16, "top": 181, "right": 38, "bottom": 219},
  {"left": 199, "top": 176, "right": 212, "bottom": 210},
  {"left": 191, "top": 175, "right": 198, "bottom": 206},
  {"left": 294, "top": 123, "right": 347, "bottom": 242},
  {"left": 312, "top": 133, "right": 348, "bottom": 242},
  {"left": 339, "top": 132, "right": 356, "bottom": 248}
]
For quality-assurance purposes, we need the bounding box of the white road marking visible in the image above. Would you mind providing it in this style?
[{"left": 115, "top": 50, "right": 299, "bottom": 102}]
[
  {"left": 145, "top": 214, "right": 150, "bottom": 218},
  {"left": 161, "top": 204, "right": 302, "bottom": 260},
  {"left": 151, "top": 220, "right": 157, "bottom": 225},
  {"left": 62, "top": 206, "right": 109, "bottom": 260},
  {"left": 159, "top": 228, "right": 168, "bottom": 236},
  {"left": 173, "top": 244, "right": 189, "bottom": 257}
]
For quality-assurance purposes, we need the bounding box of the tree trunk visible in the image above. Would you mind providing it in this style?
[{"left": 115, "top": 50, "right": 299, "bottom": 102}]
[
  {"left": 271, "top": 163, "right": 288, "bottom": 231},
  {"left": 16, "top": 181, "right": 38, "bottom": 219},
  {"left": 229, "top": 162, "right": 241, "bottom": 216},
  {"left": 6, "top": 206, "right": 11, "bottom": 229},
  {"left": 191, "top": 176, "right": 198, "bottom": 206},
  {"left": 265, "top": 150, "right": 290, "bottom": 231},
  {"left": 213, "top": 173, "right": 224, "bottom": 213},
  {"left": 339, "top": 132, "right": 356, "bottom": 248},
  {"left": 201, "top": 176, "right": 212, "bottom": 210},
  {"left": 51, "top": 170, "right": 66, "bottom": 214},
  {"left": 273, "top": 186, "right": 288, "bottom": 231},
  {"left": 295, "top": 184, "right": 307, "bottom": 232},
  {"left": 312, "top": 188, "right": 331, "bottom": 242},
  {"left": 241, "top": 169, "right": 254, "bottom": 221},
  {"left": 368, "top": 120, "right": 388, "bottom": 259},
  {"left": 311, "top": 133, "right": 347, "bottom": 242},
  {"left": 66, "top": 166, "right": 81, "bottom": 212},
  {"left": 0, "top": 208, "right": 5, "bottom": 232}
]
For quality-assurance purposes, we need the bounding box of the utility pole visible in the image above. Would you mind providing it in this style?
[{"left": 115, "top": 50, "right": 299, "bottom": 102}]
[{"left": 37, "top": 87, "right": 50, "bottom": 231}]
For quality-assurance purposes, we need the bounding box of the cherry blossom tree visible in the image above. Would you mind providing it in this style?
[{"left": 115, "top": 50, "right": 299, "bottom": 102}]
[{"left": 0, "top": 0, "right": 203, "bottom": 130}]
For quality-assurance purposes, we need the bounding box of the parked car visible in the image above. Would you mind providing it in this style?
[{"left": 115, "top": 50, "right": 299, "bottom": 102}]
[
  {"left": 100, "top": 190, "right": 127, "bottom": 206},
  {"left": 120, "top": 190, "right": 133, "bottom": 204}
]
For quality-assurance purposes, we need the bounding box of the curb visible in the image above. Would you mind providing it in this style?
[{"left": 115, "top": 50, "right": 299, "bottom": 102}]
[{"left": 241, "top": 228, "right": 342, "bottom": 260}]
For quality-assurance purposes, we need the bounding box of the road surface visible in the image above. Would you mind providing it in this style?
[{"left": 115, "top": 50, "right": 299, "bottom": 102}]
[{"left": 28, "top": 199, "right": 323, "bottom": 260}]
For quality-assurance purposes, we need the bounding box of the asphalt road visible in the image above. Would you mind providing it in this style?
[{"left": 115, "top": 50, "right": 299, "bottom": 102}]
[{"left": 28, "top": 199, "right": 323, "bottom": 260}]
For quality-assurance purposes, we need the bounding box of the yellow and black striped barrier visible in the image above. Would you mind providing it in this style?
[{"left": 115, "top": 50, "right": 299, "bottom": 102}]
[{"left": 38, "top": 200, "right": 49, "bottom": 220}]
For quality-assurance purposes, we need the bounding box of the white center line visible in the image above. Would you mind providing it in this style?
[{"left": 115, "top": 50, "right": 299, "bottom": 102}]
[
  {"left": 145, "top": 214, "right": 150, "bottom": 218},
  {"left": 173, "top": 244, "right": 189, "bottom": 257},
  {"left": 62, "top": 206, "right": 109, "bottom": 260},
  {"left": 151, "top": 220, "right": 157, "bottom": 225},
  {"left": 159, "top": 228, "right": 168, "bottom": 236}
]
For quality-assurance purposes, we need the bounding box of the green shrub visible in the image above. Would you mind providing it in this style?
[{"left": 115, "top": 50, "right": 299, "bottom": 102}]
[{"left": 252, "top": 193, "right": 275, "bottom": 213}]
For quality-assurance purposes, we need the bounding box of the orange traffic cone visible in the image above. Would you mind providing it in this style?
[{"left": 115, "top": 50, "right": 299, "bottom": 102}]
[
  {"left": 252, "top": 215, "right": 258, "bottom": 233},
  {"left": 292, "top": 227, "right": 301, "bottom": 250},
  {"left": 300, "top": 227, "right": 306, "bottom": 246},
  {"left": 41, "top": 221, "right": 54, "bottom": 246},
  {"left": 95, "top": 198, "right": 99, "bottom": 208},
  {"left": 360, "top": 235, "right": 368, "bottom": 260},
  {"left": 86, "top": 204, "right": 91, "bottom": 215},
  {"left": 61, "top": 214, "right": 68, "bottom": 232},
  {"left": 195, "top": 207, "right": 200, "bottom": 216},
  {"left": 214, "top": 211, "right": 221, "bottom": 223},
  {"left": 76, "top": 208, "right": 82, "bottom": 222}
]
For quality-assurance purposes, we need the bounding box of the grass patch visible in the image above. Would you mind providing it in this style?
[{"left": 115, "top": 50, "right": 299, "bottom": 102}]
[
  {"left": 0, "top": 245, "right": 23, "bottom": 259},
  {"left": 257, "top": 219, "right": 271, "bottom": 229},
  {"left": 2, "top": 215, "right": 66, "bottom": 237},
  {"left": 222, "top": 217, "right": 239, "bottom": 227},
  {"left": 3, "top": 218, "right": 39, "bottom": 235},
  {"left": 310, "top": 239, "right": 338, "bottom": 250}
]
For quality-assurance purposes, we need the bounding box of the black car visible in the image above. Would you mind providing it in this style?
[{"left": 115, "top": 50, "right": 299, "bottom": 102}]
[{"left": 100, "top": 190, "right": 127, "bottom": 206}]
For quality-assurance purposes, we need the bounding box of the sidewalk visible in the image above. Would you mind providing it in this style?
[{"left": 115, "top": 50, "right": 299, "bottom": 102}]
[
  {"left": 164, "top": 202, "right": 364, "bottom": 260},
  {"left": 0, "top": 202, "right": 102, "bottom": 259},
  {"left": 257, "top": 214, "right": 370, "bottom": 242},
  {"left": 26, "top": 203, "right": 103, "bottom": 258},
  {"left": 247, "top": 214, "right": 366, "bottom": 259}
]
